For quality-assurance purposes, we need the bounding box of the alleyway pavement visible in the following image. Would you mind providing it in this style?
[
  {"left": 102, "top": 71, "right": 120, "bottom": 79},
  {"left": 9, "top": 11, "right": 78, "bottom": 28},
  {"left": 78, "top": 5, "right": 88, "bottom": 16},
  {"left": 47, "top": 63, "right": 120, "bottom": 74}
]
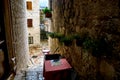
[
  {"left": 14, "top": 55, "right": 44, "bottom": 80},
  {"left": 25, "top": 55, "right": 44, "bottom": 80},
  {"left": 14, "top": 40, "right": 48, "bottom": 80}
]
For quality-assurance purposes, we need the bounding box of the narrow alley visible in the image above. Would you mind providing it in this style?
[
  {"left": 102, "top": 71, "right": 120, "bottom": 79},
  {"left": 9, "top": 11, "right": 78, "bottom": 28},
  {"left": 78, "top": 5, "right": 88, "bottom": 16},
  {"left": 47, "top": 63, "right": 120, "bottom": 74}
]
[{"left": 0, "top": 0, "right": 120, "bottom": 80}]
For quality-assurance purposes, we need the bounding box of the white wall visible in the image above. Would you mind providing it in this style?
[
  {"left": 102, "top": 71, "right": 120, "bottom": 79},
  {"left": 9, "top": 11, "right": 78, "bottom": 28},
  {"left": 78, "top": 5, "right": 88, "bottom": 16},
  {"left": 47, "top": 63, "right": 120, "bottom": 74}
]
[
  {"left": 10, "top": 0, "right": 30, "bottom": 73},
  {"left": 26, "top": 0, "right": 40, "bottom": 46}
]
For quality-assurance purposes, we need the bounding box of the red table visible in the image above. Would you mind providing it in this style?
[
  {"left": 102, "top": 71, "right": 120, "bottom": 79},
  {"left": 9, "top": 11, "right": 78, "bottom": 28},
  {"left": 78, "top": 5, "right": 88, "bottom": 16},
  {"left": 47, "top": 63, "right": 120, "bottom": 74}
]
[{"left": 44, "top": 58, "right": 72, "bottom": 80}]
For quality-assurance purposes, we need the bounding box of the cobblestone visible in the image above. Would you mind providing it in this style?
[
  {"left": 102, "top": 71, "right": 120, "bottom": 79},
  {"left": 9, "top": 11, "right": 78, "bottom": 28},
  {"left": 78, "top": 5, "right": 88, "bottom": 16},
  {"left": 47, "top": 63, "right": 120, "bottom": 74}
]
[
  {"left": 14, "top": 40, "right": 48, "bottom": 80},
  {"left": 25, "top": 56, "right": 44, "bottom": 80},
  {"left": 14, "top": 55, "right": 44, "bottom": 80}
]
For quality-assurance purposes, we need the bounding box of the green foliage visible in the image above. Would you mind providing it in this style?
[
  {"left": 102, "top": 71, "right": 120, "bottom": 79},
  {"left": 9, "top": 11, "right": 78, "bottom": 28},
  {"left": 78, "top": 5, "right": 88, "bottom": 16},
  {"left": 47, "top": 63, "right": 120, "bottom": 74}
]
[
  {"left": 47, "top": 32, "right": 74, "bottom": 46},
  {"left": 48, "top": 32, "right": 114, "bottom": 54},
  {"left": 60, "top": 35, "right": 74, "bottom": 42},
  {"left": 47, "top": 32, "right": 64, "bottom": 39},
  {"left": 42, "top": 7, "right": 51, "bottom": 14},
  {"left": 73, "top": 34, "right": 81, "bottom": 39},
  {"left": 60, "top": 35, "right": 74, "bottom": 46},
  {"left": 73, "top": 34, "right": 83, "bottom": 46},
  {"left": 63, "top": 32, "right": 114, "bottom": 57},
  {"left": 47, "top": 32, "right": 55, "bottom": 38},
  {"left": 83, "top": 37, "right": 94, "bottom": 50},
  {"left": 83, "top": 36, "right": 113, "bottom": 57},
  {"left": 54, "top": 33, "right": 64, "bottom": 39}
]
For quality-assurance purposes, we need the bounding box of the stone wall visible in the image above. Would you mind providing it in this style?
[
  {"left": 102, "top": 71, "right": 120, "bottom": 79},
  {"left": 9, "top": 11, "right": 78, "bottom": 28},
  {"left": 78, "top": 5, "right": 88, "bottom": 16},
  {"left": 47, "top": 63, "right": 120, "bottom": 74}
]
[
  {"left": 10, "top": 0, "right": 30, "bottom": 73},
  {"left": 51, "top": 0, "right": 120, "bottom": 79}
]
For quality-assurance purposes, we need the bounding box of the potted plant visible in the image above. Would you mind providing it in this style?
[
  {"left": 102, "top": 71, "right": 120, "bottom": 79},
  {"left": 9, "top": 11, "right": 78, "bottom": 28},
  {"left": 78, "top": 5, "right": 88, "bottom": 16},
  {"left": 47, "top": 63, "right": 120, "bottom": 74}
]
[
  {"left": 42, "top": 7, "right": 52, "bottom": 18},
  {"left": 60, "top": 35, "right": 74, "bottom": 46}
]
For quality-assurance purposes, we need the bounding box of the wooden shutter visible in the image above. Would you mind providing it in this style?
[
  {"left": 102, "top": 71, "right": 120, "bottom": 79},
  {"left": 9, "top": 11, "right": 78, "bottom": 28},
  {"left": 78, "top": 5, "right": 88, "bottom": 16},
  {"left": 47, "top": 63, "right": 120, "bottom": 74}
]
[
  {"left": 27, "top": 19, "right": 32, "bottom": 27},
  {"left": 27, "top": 1, "right": 32, "bottom": 10}
]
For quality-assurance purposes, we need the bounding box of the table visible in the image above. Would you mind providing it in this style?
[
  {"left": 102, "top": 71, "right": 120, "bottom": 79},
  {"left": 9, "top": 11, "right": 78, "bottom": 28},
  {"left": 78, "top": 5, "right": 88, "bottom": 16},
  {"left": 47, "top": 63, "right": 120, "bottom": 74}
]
[{"left": 44, "top": 58, "right": 72, "bottom": 80}]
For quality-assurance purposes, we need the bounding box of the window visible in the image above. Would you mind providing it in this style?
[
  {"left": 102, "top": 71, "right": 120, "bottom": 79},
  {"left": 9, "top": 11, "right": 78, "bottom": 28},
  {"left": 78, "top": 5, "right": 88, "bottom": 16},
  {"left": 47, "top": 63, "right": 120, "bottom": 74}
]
[
  {"left": 27, "top": 19, "right": 33, "bottom": 27},
  {"left": 27, "top": 1, "right": 32, "bottom": 10},
  {"left": 29, "top": 36, "right": 33, "bottom": 44}
]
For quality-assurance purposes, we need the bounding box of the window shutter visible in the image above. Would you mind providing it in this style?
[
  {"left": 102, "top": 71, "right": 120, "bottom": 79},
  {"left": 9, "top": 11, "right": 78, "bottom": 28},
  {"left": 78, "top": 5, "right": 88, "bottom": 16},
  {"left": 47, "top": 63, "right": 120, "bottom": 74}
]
[
  {"left": 27, "top": 2, "right": 32, "bottom": 10},
  {"left": 27, "top": 19, "right": 32, "bottom": 27}
]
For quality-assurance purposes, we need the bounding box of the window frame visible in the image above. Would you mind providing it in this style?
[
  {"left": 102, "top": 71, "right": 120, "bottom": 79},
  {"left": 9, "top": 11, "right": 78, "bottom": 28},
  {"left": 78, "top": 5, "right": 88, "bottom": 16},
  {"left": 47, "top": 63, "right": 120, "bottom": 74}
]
[
  {"left": 28, "top": 36, "right": 33, "bottom": 44},
  {"left": 27, "top": 19, "right": 33, "bottom": 27},
  {"left": 26, "top": 1, "right": 32, "bottom": 10}
]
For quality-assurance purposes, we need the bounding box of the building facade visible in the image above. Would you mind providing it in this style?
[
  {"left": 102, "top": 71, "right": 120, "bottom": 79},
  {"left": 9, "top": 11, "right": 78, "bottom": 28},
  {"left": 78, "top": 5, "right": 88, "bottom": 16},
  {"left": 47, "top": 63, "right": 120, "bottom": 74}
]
[{"left": 26, "top": 0, "right": 40, "bottom": 47}]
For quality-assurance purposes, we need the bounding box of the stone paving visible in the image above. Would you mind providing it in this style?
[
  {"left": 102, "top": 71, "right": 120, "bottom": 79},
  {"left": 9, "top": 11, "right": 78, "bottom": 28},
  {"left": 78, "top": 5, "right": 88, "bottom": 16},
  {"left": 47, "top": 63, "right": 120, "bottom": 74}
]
[
  {"left": 14, "top": 40, "right": 48, "bottom": 80},
  {"left": 14, "top": 55, "right": 44, "bottom": 80},
  {"left": 25, "top": 56, "right": 44, "bottom": 80}
]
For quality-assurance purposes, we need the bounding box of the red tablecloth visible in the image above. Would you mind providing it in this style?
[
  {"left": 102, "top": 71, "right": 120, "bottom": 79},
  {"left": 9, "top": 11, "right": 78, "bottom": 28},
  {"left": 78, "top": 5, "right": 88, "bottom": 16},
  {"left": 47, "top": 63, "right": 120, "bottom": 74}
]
[{"left": 44, "top": 58, "right": 72, "bottom": 80}]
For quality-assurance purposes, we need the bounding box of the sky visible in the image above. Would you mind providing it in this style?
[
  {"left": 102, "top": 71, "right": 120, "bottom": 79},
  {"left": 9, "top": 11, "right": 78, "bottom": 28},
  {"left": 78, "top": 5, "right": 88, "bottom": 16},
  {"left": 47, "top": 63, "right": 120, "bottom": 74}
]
[{"left": 40, "top": 0, "right": 48, "bottom": 8}]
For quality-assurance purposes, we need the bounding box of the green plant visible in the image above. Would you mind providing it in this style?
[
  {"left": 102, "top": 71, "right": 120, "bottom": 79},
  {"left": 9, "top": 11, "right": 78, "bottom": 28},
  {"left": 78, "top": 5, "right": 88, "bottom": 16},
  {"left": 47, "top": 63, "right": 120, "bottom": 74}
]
[
  {"left": 47, "top": 32, "right": 55, "bottom": 38},
  {"left": 73, "top": 34, "right": 81, "bottom": 39},
  {"left": 47, "top": 32, "right": 64, "bottom": 39},
  {"left": 42, "top": 7, "right": 51, "bottom": 14},
  {"left": 73, "top": 34, "right": 84, "bottom": 46},
  {"left": 83, "top": 37, "right": 94, "bottom": 50},
  {"left": 42, "top": 7, "right": 52, "bottom": 18},
  {"left": 60, "top": 35, "right": 74, "bottom": 46},
  {"left": 47, "top": 32, "right": 74, "bottom": 46},
  {"left": 83, "top": 36, "right": 113, "bottom": 57},
  {"left": 54, "top": 33, "right": 64, "bottom": 39}
]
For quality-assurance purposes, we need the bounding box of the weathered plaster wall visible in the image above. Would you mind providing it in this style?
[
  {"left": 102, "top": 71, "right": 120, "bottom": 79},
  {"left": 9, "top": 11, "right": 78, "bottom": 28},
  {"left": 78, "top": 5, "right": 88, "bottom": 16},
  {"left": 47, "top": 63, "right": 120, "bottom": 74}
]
[
  {"left": 51, "top": 0, "right": 120, "bottom": 79},
  {"left": 10, "top": 0, "right": 30, "bottom": 73}
]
